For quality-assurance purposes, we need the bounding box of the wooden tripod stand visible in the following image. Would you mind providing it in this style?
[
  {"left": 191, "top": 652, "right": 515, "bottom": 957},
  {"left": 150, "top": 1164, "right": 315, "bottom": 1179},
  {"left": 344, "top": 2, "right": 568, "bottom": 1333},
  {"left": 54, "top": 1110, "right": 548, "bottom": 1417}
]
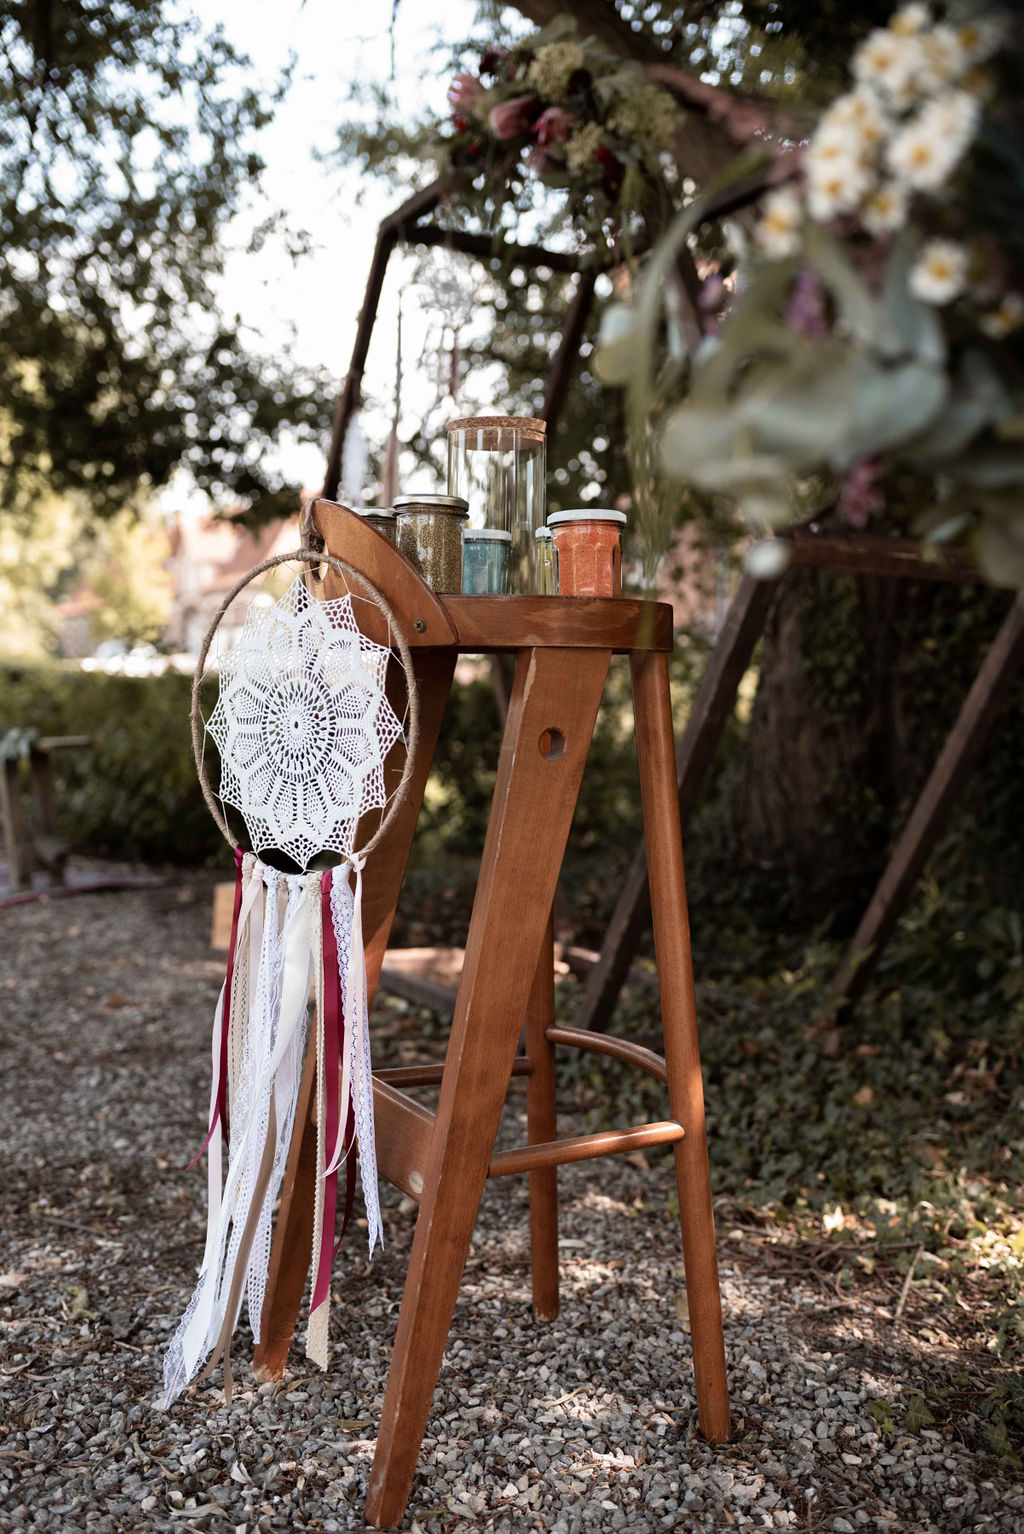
[{"left": 253, "top": 501, "right": 730, "bottom": 1527}]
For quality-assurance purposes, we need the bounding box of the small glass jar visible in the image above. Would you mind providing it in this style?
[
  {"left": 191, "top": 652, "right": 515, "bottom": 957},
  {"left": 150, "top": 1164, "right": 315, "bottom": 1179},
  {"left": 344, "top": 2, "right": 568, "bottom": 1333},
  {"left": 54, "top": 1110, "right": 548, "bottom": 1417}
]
[
  {"left": 462, "top": 528, "right": 512, "bottom": 594},
  {"left": 547, "top": 510, "right": 627, "bottom": 597},
  {"left": 446, "top": 416, "right": 546, "bottom": 594},
  {"left": 394, "top": 494, "right": 469, "bottom": 593},
  {"left": 352, "top": 506, "right": 397, "bottom": 544},
  {"left": 534, "top": 526, "right": 556, "bottom": 596}
]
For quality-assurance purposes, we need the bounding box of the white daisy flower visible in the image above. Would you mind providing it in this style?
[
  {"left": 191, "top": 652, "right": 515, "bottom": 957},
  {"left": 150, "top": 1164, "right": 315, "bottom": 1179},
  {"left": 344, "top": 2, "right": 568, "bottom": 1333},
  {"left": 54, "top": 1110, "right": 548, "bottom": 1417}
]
[
  {"left": 918, "top": 24, "right": 967, "bottom": 91},
  {"left": 956, "top": 18, "right": 1002, "bottom": 66},
  {"left": 806, "top": 153, "right": 872, "bottom": 223},
  {"left": 909, "top": 239, "right": 968, "bottom": 304},
  {"left": 755, "top": 186, "right": 804, "bottom": 260},
  {"left": 890, "top": 3, "right": 932, "bottom": 36},
  {"left": 980, "top": 293, "right": 1024, "bottom": 339},
  {"left": 852, "top": 28, "right": 921, "bottom": 101},
  {"left": 923, "top": 87, "right": 980, "bottom": 145},
  {"left": 886, "top": 118, "right": 955, "bottom": 192},
  {"left": 861, "top": 181, "right": 908, "bottom": 236}
]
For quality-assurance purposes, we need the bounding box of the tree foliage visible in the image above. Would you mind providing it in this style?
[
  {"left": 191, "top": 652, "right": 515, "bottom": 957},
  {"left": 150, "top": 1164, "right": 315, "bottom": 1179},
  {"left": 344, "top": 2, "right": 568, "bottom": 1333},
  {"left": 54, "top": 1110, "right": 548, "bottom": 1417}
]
[{"left": 0, "top": 0, "right": 330, "bottom": 521}]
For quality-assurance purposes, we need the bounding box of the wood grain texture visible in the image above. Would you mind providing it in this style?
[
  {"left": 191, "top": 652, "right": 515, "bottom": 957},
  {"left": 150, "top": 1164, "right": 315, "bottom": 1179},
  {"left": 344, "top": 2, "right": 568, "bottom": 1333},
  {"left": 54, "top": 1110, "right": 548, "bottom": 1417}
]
[
  {"left": 364, "top": 645, "right": 612, "bottom": 1527},
  {"left": 545, "top": 1025, "right": 669, "bottom": 1084},
  {"left": 372, "top": 1081, "right": 436, "bottom": 1202},
  {"left": 631, "top": 648, "right": 730, "bottom": 1445},
  {"left": 310, "top": 499, "right": 458, "bottom": 650},
  {"left": 446, "top": 595, "right": 672, "bottom": 653},
  {"left": 525, "top": 916, "right": 559, "bottom": 1321},
  {"left": 489, "top": 1120, "right": 684, "bottom": 1178},
  {"left": 578, "top": 572, "right": 778, "bottom": 1032}
]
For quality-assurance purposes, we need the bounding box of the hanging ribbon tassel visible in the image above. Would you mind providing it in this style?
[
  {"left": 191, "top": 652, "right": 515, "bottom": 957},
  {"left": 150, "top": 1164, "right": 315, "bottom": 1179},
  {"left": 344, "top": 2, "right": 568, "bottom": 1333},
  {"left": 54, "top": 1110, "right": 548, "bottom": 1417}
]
[
  {"left": 163, "top": 863, "right": 316, "bottom": 1407},
  {"left": 306, "top": 855, "right": 383, "bottom": 1370}
]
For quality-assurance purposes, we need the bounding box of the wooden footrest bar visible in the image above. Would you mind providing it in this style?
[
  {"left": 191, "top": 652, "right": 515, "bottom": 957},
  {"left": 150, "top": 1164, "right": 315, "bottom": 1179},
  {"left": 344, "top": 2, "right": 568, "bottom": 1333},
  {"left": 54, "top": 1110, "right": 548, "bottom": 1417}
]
[
  {"left": 545, "top": 1025, "right": 668, "bottom": 1084},
  {"left": 375, "top": 1057, "right": 533, "bottom": 1089},
  {"left": 373, "top": 1073, "right": 684, "bottom": 1202},
  {"left": 488, "top": 1120, "right": 684, "bottom": 1178}
]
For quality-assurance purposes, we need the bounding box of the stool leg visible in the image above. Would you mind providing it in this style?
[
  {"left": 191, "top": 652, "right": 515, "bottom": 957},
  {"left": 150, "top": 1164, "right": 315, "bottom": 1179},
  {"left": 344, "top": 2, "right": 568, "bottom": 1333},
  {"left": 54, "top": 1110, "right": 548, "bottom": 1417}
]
[
  {"left": 631, "top": 650, "right": 730, "bottom": 1444},
  {"left": 254, "top": 651, "right": 456, "bottom": 1382},
  {"left": 365, "top": 646, "right": 611, "bottom": 1528},
  {"left": 526, "top": 913, "right": 559, "bottom": 1321}
]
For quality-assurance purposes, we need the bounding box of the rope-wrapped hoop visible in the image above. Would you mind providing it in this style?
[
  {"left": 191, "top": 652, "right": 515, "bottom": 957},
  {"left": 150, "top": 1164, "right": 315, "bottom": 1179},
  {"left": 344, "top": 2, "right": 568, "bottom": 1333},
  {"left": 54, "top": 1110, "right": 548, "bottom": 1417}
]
[{"left": 190, "top": 546, "right": 418, "bottom": 864}]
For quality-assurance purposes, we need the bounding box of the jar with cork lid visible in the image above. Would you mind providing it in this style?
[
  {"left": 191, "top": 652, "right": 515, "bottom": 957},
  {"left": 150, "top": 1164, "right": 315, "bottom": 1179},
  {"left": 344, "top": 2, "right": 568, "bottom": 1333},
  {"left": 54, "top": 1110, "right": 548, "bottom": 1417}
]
[{"left": 446, "top": 416, "right": 546, "bottom": 593}]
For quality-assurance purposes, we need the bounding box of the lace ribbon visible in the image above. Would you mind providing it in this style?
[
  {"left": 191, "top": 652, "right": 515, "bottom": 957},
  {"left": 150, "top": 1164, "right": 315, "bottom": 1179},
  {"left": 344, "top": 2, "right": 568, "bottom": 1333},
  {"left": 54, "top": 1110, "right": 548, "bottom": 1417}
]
[{"left": 164, "top": 852, "right": 383, "bottom": 1404}]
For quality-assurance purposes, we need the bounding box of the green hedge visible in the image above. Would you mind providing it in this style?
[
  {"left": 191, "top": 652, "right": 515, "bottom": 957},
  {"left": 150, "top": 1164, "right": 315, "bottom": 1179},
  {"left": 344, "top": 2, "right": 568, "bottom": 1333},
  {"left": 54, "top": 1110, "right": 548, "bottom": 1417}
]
[
  {"left": 0, "top": 664, "right": 224, "bottom": 864},
  {"left": 0, "top": 646, "right": 711, "bottom": 868}
]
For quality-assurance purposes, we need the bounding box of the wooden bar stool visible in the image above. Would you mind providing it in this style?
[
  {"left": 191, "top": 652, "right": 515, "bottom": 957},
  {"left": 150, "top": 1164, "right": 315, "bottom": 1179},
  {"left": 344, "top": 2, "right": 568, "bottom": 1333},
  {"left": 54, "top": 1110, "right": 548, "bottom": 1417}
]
[{"left": 254, "top": 500, "right": 730, "bottom": 1527}]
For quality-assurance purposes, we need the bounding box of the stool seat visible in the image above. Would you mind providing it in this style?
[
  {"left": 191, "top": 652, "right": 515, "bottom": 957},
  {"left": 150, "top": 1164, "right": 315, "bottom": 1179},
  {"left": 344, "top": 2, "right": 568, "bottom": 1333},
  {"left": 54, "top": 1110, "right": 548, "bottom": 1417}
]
[{"left": 254, "top": 501, "right": 730, "bottom": 1527}]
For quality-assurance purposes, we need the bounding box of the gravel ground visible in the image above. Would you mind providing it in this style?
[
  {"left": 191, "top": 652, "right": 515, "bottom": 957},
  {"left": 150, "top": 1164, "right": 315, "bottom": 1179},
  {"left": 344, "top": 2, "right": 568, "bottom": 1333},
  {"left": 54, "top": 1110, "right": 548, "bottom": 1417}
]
[{"left": 1, "top": 875, "right": 1022, "bottom": 1534}]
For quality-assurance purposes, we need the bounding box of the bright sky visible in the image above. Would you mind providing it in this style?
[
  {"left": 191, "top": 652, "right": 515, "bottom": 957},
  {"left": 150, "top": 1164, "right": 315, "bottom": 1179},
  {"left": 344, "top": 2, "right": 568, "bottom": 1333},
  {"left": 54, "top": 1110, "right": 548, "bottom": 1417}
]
[{"left": 190, "top": 0, "right": 482, "bottom": 502}]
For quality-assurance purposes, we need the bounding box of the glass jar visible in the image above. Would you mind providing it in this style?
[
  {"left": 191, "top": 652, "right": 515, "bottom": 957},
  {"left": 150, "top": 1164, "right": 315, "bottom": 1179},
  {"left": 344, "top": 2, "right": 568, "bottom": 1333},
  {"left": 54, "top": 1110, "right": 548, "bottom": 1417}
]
[
  {"left": 352, "top": 506, "right": 397, "bottom": 544},
  {"left": 446, "top": 416, "right": 546, "bottom": 594},
  {"left": 547, "top": 510, "right": 627, "bottom": 597},
  {"left": 394, "top": 494, "right": 469, "bottom": 593},
  {"left": 534, "top": 526, "right": 556, "bottom": 596},
  {"left": 462, "top": 528, "right": 512, "bottom": 594}
]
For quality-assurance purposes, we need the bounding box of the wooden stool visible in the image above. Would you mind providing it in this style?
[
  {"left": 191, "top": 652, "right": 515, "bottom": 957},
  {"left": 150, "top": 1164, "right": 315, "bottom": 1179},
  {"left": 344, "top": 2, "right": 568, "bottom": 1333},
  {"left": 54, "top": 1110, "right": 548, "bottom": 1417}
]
[
  {"left": 0, "top": 734, "right": 92, "bottom": 892},
  {"left": 254, "top": 501, "right": 730, "bottom": 1526}
]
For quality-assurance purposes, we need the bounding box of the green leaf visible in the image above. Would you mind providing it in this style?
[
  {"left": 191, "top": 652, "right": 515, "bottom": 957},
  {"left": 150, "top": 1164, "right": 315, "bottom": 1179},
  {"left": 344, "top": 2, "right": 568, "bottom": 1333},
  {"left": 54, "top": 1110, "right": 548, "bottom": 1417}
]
[
  {"left": 879, "top": 237, "right": 945, "bottom": 366},
  {"left": 868, "top": 1399, "right": 897, "bottom": 1434},
  {"left": 902, "top": 1394, "right": 936, "bottom": 1434},
  {"left": 804, "top": 227, "right": 880, "bottom": 349},
  {"left": 844, "top": 360, "right": 948, "bottom": 466}
]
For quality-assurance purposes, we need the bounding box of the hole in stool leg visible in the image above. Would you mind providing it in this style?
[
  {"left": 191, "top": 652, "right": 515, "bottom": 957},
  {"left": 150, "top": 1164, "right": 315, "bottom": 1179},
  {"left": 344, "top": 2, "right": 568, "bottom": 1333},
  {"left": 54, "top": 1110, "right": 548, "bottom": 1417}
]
[{"left": 539, "top": 728, "right": 565, "bottom": 760}]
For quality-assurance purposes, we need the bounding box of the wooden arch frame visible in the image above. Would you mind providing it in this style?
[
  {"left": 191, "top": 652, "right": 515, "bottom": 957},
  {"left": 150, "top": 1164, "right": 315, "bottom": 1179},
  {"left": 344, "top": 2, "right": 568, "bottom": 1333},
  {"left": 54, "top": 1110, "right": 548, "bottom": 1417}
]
[{"left": 319, "top": 165, "right": 1024, "bottom": 1034}]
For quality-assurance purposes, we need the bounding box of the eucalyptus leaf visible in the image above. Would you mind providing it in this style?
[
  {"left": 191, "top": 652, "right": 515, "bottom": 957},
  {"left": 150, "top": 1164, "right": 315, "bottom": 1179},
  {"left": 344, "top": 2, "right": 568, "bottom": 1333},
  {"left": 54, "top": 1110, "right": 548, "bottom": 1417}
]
[
  {"left": 737, "top": 348, "right": 869, "bottom": 468},
  {"left": 844, "top": 360, "right": 948, "bottom": 466},
  {"left": 905, "top": 350, "right": 1014, "bottom": 463},
  {"left": 879, "top": 237, "right": 946, "bottom": 365},
  {"left": 804, "top": 227, "right": 880, "bottom": 349},
  {"left": 660, "top": 404, "right": 741, "bottom": 478},
  {"left": 974, "top": 515, "right": 1024, "bottom": 589}
]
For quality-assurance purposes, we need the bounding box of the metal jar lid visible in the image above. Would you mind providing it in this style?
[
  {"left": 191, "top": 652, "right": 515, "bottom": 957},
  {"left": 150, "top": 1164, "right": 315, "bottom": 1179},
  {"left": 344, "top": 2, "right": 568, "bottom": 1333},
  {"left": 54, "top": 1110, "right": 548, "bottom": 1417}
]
[
  {"left": 534, "top": 526, "right": 553, "bottom": 540},
  {"left": 547, "top": 509, "right": 628, "bottom": 526},
  {"left": 393, "top": 493, "right": 469, "bottom": 516},
  {"left": 354, "top": 506, "right": 396, "bottom": 522},
  {"left": 464, "top": 527, "right": 512, "bottom": 541}
]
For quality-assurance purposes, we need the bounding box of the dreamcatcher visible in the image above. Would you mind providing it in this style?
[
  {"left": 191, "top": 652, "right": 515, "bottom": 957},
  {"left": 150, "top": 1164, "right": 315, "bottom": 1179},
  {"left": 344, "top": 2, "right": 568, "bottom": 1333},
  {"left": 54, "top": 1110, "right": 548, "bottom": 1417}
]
[{"left": 162, "top": 542, "right": 416, "bottom": 1407}]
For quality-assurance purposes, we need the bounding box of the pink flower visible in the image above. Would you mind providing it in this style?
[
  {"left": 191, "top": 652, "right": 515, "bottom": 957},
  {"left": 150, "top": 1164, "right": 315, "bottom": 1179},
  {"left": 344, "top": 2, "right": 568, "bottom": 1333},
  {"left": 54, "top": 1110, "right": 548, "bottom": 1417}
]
[
  {"left": 838, "top": 459, "right": 885, "bottom": 529},
  {"left": 535, "top": 106, "right": 574, "bottom": 149},
  {"left": 448, "top": 73, "right": 483, "bottom": 114},
  {"left": 488, "top": 95, "right": 537, "bottom": 140}
]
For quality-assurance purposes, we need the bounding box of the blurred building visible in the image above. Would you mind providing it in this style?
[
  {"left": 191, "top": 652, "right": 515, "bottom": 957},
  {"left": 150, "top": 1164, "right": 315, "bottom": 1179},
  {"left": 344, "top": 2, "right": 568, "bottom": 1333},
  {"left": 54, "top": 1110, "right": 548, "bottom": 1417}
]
[{"left": 164, "top": 506, "right": 301, "bottom": 656}]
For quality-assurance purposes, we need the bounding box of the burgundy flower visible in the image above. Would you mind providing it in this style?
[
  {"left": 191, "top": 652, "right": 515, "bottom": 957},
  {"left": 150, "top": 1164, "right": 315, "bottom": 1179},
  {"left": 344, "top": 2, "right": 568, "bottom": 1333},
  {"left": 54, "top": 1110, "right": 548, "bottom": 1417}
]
[
  {"left": 448, "top": 72, "right": 483, "bottom": 115},
  {"left": 838, "top": 460, "right": 885, "bottom": 529},
  {"left": 488, "top": 95, "right": 538, "bottom": 140},
  {"left": 595, "top": 144, "right": 624, "bottom": 196},
  {"left": 535, "top": 106, "right": 574, "bottom": 150}
]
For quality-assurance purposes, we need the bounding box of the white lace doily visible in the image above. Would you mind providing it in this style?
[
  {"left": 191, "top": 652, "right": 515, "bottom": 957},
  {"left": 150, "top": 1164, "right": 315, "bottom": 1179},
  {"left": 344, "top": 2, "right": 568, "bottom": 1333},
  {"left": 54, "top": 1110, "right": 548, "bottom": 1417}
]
[{"left": 205, "top": 575, "right": 404, "bottom": 870}]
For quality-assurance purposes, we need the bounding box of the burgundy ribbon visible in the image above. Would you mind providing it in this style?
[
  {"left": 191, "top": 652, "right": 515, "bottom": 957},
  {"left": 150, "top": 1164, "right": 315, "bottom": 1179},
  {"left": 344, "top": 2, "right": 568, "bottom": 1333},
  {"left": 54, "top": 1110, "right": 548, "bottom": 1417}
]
[
  {"left": 188, "top": 847, "right": 244, "bottom": 1170},
  {"left": 312, "top": 868, "right": 343, "bottom": 1310}
]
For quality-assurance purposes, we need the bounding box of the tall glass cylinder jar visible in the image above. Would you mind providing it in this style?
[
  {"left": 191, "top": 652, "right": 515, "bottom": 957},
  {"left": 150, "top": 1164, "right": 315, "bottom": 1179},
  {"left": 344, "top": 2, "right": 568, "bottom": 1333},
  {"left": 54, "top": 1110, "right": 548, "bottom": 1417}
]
[{"left": 447, "top": 416, "right": 546, "bottom": 594}]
